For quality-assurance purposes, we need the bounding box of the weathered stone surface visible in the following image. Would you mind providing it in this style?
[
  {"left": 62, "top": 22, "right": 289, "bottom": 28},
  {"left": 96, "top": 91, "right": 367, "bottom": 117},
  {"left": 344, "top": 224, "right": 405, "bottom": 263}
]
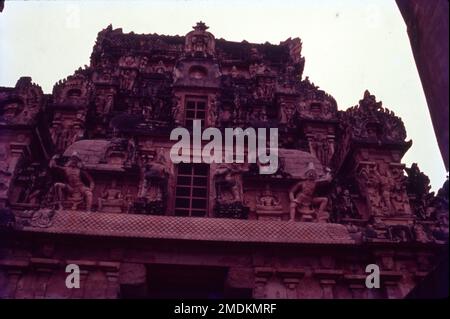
[{"left": 0, "top": 21, "right": 447, "bottom": 299}]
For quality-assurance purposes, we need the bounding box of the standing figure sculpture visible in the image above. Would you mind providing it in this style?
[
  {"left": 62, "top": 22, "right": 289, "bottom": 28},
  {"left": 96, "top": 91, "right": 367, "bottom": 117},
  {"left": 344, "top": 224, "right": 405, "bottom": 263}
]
[
  {"left": 49, "top": 153, "right": 95, "bottom": 212},
  {"left": 214, "top": 163, "right": 246, "bottom": 204},
  {"left": 289, "top": 164, "right": 331, "bottom": 222},
  {"left": 373, "top": 164, "right": 394, "bottom": 215},
  {"left": 139, "top": 150, "right": 170, "bottom": 202}
]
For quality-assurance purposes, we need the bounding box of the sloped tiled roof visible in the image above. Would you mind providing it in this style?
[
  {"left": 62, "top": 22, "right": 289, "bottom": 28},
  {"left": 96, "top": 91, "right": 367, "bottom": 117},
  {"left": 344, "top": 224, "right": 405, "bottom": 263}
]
[{"left": 21, "top": 210, "right": 355, "bottom": 245}]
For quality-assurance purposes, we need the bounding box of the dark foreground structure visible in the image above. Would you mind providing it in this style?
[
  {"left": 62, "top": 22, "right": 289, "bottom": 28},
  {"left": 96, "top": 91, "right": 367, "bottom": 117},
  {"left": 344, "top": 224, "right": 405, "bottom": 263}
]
[
  {"left": 396, "top": 0, "right": 449, "bottom": 171},
  {"left": 0, "top": 23, "right": 448, "bottom": 299}
]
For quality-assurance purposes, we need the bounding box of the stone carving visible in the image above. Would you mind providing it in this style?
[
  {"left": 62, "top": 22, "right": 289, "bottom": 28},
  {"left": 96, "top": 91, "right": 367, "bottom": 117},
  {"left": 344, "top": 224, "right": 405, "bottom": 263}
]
[
  {"left": 289, "top": 163, "right": 332, "bottom": 222},
  {"left": 255, "top": 185, "right": 284, "bottom": 220},
  {"left": 413, "top": 223, "right": 432, "bottom": 243},
  {"left": 357, "top": 162, "right": 411, "bottom": 218},
  {"left": 0, "top": 149, "right": 11, "bottom": 199},
  {"left": 101, "top": 138, "right": 136, "bottom": 167},
  {"left": 207, "top": 96, "right": 218, "bottom": 127},
  {"left": 15, "top": 163, "right": 51, "bottom": 206},
  {"left": 214, "top": 163, "right": 246, "bottom": 204},
  {"left": 308, "top": 134, "right": 334, "bottom": 167},
  {"left": 171, "top": 95, "right": 184, "bottom": 125},
  {"left": 0, "top": 101, "right": 23, "bottom": 122},
  {"left": 51, "top": 124, "right": 85, "bottom": 152},
  {"left": 97, "top": 180, "right": 125, "bottom": 213},
  {"left": 95, "top": 92, "right": 115, "bottom": 116},
  {"left": 0, "top": 22, "right": 447, "bottom": 299},
  {"left": 213, "top": 163, "right": 248, "bottom": 219},
  {"left": 340, "top": 90, "right": 407, "bottom": 144},
  {"left": 279, "top": 101, "right": 296, "bottom": 127},
  {"left": 15, "top": 208, "right": 56, "bottom": 228},
  {"left": 185, "top": 21, "right": 215, "bottom": 57},
  {"left": 135, "top": 149, "right": 170, "bottom": 215},
  {"left": 254, "top": 75, "right": 276, "bottom": 101},
  {"left": 373, "top": 164, "right": 395, "bottom": 214},
  {"left": 120, "top": 69, "right": 137, "bottom": 91},
  {"left": 332, "top": 186, "right": 361, "bottom": 221},
  {"left": 53, "top": 72, "right": 92, "bottom": 106},
  {"left": 0, "top": 77, "right": 43, "bottom": 125},
  {"left": 49, "top": 153, "right": 95, "bottom": 211}
]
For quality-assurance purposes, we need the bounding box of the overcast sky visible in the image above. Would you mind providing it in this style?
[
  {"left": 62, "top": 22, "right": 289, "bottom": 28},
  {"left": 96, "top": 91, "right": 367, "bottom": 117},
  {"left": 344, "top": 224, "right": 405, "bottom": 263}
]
[{"left": 0, "top": 0, "right": 447, "bottom": 190}]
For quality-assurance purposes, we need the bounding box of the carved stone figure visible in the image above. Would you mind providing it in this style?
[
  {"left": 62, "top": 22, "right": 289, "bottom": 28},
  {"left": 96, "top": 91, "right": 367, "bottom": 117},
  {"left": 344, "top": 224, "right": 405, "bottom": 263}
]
[
  {"left": 185, "top": 21, "right": 215, "bottom": 57},
  {"left": 120, "top": 69, "right": 136, "bottom": 91},
  {"left": 103, "top": 94, "right": 114, "bottom": 114},
  {"left": 279, "top": 102, "right": 296, "bottom": 126},
  {"left": 373, "top": 164, "right": 395, "bottom": 215},
  {"left": 0, "top": 21, "right": 447, "bottom": 299},
  {"left": 289, "top": 163, "right": 331, "bottom": 222},
  {"left": 97, "top": 180, "right": 124, "bottom": 213},
  {"left": 256, "top": 184, "right": 283, "bottom": 221},
  {"left": 49, "top": 153, "right": 95, "bottom": 211},
  {"left": 333, "top": 186, "right": 360, "bottom": 220},
  {"left": 172, "top": 95, "right": 184, "bottom": 125},
  {"left": 213, "top": 163, "right": 247, "bottom": 205},
  {"left": 139, "top": 150, "right": 170, "bottom": 202},
  {"left": 257, "top": 185, "right": 281, "bottom": 208},
  {"left": 309, "top": 135, "right": 334, "bottom": 166}
]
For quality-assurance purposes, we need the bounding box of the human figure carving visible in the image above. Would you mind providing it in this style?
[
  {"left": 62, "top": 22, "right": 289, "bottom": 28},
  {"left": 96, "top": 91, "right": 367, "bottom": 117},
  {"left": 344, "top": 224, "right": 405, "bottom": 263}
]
[
  {"left": 49, "top": 153, "right": 94, "bottom": 211},
  {"left": 214, "top": 163, "right": 246, "bottom": 204},
  {"left": 97, "top": 179, "right": 124, "bottom": 212},
  {"left": 139, "top": 150, "right": 170, "bottom": 202},
  {"left": 289, "top": 164, "right": 331, "bottom": 222},
  {"left": 374, "top": 164, "right": 394, "bottom": 215},
  {"left": 257, "top": 185, "right": 282, "bottom": 210}
]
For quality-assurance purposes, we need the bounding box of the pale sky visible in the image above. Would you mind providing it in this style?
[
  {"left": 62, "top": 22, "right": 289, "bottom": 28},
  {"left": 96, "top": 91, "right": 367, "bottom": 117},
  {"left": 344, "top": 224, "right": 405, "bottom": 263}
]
[{"left": 0, "top": 0, "right": 447, "bottom": 190}]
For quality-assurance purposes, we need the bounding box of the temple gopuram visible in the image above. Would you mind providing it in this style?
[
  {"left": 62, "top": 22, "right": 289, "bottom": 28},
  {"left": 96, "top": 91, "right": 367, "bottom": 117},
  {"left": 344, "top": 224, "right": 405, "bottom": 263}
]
[{"left": 0, "top": 22, "right": 447, "bottom": 299}]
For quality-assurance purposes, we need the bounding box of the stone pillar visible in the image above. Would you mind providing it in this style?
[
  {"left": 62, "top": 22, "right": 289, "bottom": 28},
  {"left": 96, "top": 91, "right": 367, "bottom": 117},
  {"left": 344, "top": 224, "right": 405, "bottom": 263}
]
[
  {"left": 66, "top": 260, "right": 120, "bottom": 299},
  {"left": 282, "top": 278, "right": 300, "bottom": 299},
  {"left": 380, "top": 271, "right": 403, "bottom": 299},
  {"left": 343, "top": 274, "right": 368, "bottom": 299},
  {"left": 253, "top": 267, "right": 305, "bottom": 299},
  {"left": 100, "top": 261, "right": 120, "bottom": 299},
  {"left": 313, "top": 269, "right": 343, "bottom": 299},
  {"left": 30, "top": 258, "right": 60, "bottom": 299},
  {"left": 253, "top": 267, "right": 273, "bottom": 299},
  {"left": 278, "top": 268, "right": 305, "bottom": 299},
  {"left": 0, "top": 259, "right": 29, "bottom": 299}
]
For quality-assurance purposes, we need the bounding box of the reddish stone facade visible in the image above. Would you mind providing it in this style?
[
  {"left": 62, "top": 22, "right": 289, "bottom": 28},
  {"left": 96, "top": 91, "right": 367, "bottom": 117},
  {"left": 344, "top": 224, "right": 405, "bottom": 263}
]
[{"left": 0, "top": 23, "right": 448, "bottom": 299}]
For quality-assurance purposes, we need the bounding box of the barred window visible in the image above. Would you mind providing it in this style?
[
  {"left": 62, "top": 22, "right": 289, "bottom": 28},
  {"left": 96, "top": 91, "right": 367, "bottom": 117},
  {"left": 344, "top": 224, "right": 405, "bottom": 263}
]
[
  {"left": 184, "top": 96, "right": 206, "bottom": 128},
  {"left": 174, "top": 163, "right": 209, "bottom": 217}
]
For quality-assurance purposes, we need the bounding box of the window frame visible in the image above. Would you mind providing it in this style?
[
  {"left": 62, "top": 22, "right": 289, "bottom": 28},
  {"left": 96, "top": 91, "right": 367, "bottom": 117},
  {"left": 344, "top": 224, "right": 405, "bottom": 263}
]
[{"left": 174, "top": 163, "right": 210, "bottom": 217}]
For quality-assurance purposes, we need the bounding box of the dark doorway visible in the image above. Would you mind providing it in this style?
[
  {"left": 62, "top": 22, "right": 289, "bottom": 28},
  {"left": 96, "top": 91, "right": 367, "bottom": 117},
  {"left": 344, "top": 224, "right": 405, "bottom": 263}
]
[{"left": 147, "top": 264, "right": 228, "bottom": 299}]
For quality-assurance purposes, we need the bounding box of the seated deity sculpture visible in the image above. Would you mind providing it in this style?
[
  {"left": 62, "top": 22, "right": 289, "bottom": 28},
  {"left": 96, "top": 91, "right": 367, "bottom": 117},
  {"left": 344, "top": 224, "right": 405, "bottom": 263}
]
[
  {"left": 97, "top": 180, "right": 125, "bottom": 213},
  {"left": 257, "top": 185, "right": 282, "bottom": 209},
  {"left": 255, "top": 185, "right": 284, "bottom": 221},
  {"left": 289, "top": 164, "right": 331, "bottom": 222},
  {"left": 49, "top": 153, "right": 94, "bottom": 212}
]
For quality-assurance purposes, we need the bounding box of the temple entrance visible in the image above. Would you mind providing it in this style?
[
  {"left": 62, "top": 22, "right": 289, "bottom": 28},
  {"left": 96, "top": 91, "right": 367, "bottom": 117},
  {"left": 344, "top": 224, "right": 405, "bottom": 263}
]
[{"left": 146, "top": 264, "right": 228, "bottom": 299}]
